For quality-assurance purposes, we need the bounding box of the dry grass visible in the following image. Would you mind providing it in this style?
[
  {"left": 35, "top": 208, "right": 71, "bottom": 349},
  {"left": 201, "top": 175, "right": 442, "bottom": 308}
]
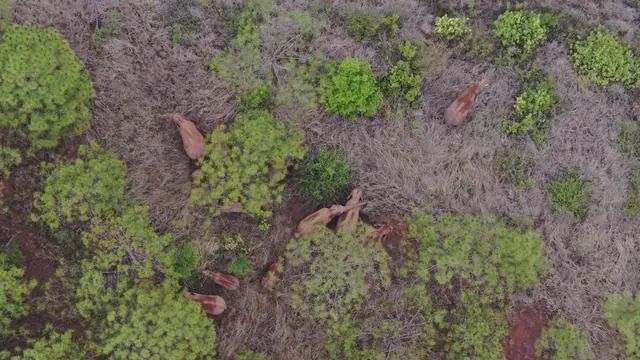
[{"left": 12, "top": 0, "right": 640, "bottom": 359}]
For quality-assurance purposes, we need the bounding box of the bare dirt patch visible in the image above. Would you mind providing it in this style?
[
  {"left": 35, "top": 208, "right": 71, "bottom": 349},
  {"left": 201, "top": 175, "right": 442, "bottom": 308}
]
[{"left": 504, "top": 306, "right": 551, "bottom": 360}]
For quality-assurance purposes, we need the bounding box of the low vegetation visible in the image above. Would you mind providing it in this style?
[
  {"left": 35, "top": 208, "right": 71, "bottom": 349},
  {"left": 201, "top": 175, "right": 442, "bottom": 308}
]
[
  {"left": 619, "top": 121, "right": 640, "bottom": 159},
  {"left": 0, "top": 146, "right": 20, "bottom": 180},
  {"left": 572, "top": 26, "right": 640, "bottom": 88},
  {"left": 547, "top": 170, "right": 590, "bottom": 219},
  {"left": 435, "top": 15, "right": 471, "bottom": 41},
  {"left": 536, "top": 320, "right": 593, "bottom": 360},
  {"left": 319, "top": 58, "right": 383, "bottom": 118},
  {"left": 603, "top": 292, "right": 640, "bottom": 358},
  {"left": 384, "top": 42, "right": 423, "bottom": 105},
  {"left": 494, "top": 9, "right": 559, "bottom": 59},
  {"left": 0, "top": 252, "right": 35, "bottom": 335},
  {"left": 627, "top": 170, "right": 640, "bottom": 217},
  {"left": 344, "top": 10, "right": 399, "bottom": 42},
  {"left": 0, "top": 24, "right": 94, "bottom": 152},
  {"left": 504, "top": 70, "right": 556, "bottom": 142},
  {"left": 191, "top": 110, "right": 305, "bottom": 218},
  {"left": 299, "top": 148, "right": 351, "bottom": 203}
]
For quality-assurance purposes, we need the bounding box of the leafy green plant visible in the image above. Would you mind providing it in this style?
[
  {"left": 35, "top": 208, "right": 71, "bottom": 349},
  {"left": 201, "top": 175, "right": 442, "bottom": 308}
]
[
  {"left": 494, "top": 9, "right": 558, "bottom": 58},
  {"left": 435, "top": 15, "right": 471, "bottom": 41},
  {"left": 0, "top": 24, "right": 94, "bottom": 152},
  {"left": 384, "top": 42, "right": 423, "bottom": 105},
  {"left": 320, "top": 58, "right": 382, "bottom": 118},
  {"left": 172, "top": 242, "right": 198, "bottom": 281},
  {"left": 18, "top": 330, "right": 86, "bottom": 360},
  {"left": 536, "top": 320, "right": 593, "bottom": 360},
  {"left": 547, "top": 170, "right": 590, "bottom": 219},
  {"left": 210, "top": 0, "right": 273, "bottom": 109},
  {"left": 191, "top": 110, "right": 305, "bottom": 218},
  {"left": 34, "top": 143, "right": 128, "bottom": 229},
  {"left": 572, "top": 26, "right": 640, "bottom": 88},
  {"left": 88, "top": 282, "right": 217, "bottom": 360},
  {"left": 505, "top": 72, "right": 556, "bottom": 142},
  {"left": 233, "top": 348, "right": 270, "bottom": 360},
  {"left": 619, "top": 121, "right": 640, "bottom": 159},
  {"left": 1, "top": 253, "right": 35, "bottom": 335},
  {"left": 0, "top": 146, "right": 21, "bottom": 180},
  {"left": 286, "top": 225, "right": 390, "bottom": 321},
  {"left": 344, "top": 10, "right": 399, "bottom": 41},
  {"left": 227, "top": 255, "right": 252, "bottom": 279},
  {"left": 299, "top": 148, "right": 351, "bottom": 203},
  {"left": 603, "top": 292, "right": 640, "bottom": 358},
  {"left": 407, "top": 211, "right": 546, "bottom": 303},
  {"left": 627, "top": 170, "right": 640, "bottom": 217}
]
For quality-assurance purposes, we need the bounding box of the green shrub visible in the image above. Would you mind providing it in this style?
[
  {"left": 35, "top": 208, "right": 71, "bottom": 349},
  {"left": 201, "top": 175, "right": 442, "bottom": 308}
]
[
  {"left": 227, "top": 255, "right": 252, "bottom": 279},
  {"left": 505, "top": 73, "right": 556, "bottom": 142},
  {"left": 232, "top": 348, "right": 270, "bottom": 360},
  {"left": 547, "top": 170, "right": 590, "bottom": 219},
  {"left": 34, "top": 143, "right": 128, "bottom": 229},
  {"left": 494, "top": 9, "right": 558, "bottom": 58},
  {"left": 572, "top": 26, "right": 640, "bottom": 88},
  {"left": 274, "top": 57, "right": 323, "bottom": 120},
  {"left": 407, "top": 211, "right": 546, "bottom": 303},
  {"left": 172, "top": 242, "right": 198, "bottom": 281},
  {"left": 627, "top": 170, "right": 640, "bottom": 217},
  {"left": 0, "top": 24, "right": 94, "bottom": 152},
  {"left": 89, "top": 282, "right": 217, "bottom": 360},
  {"left": 619, "top": 122, "right": 640, "bottom": 159},
  {"left": 191, "top": 110, "right": 305, "bottom": 218},
  {"left": 320, "top": 58, "right": 382, "bottom": 118},
  {"left": 18, "top": 330, "right": 86, "bottom": 360},
  {"left": 345, "top": 11, "right": 399, "bottom": 41},
  {"left": 80, "top": 204, "right": 175, "bottom": 280},
  {"left": 435, "top": 15, "right": 471, "bottom": 41},
  {"left": 2, "top": 241, "right": 23, "bottom": 268},
  {"left": 384, "top": 42, "right": 423, "bottom": 104},
  {"left": 210, "top": 0, "right": 273, "bottom": 109},
  {"left": 325, "top": 317, "right": 384, "bottom": 360},
  {"left": 299, "top": 148, "right": 351, "bottom": 203},
  {"left": 536, "top": 320, "right": 593, "bottom": 360},
  {"left": 1, "top": 253, "right": 35, "bottom": 335},
  {"left": 603, "top": 292, "right": 640, "bottom": 358},
  {"left": 0, "top": 146, "right": 21, "bottom": 180},
  {"left": 286, "top": 225, "right": 390, "bottom": 321},
  {"left": 444, "top": 291, "right": 508, "bottom": 360}
]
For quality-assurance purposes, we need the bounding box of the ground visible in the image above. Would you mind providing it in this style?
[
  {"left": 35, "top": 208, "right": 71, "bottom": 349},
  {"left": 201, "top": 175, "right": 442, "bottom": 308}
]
[{"left": 6, "top": 0, "right": 640, "bottom": 359}]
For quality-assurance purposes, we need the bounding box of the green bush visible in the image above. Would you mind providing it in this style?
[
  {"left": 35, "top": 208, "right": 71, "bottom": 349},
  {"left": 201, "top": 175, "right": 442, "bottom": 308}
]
[
  {"left": 34, "top": 143, "right": 128, "bottom": 229},
  {"left": 345, "top": 11, "right": 399, "bottom": 41},
  {"left": 0, "top": 146, "right": 21, "bottom": 180},
  {"left": 435, "top": 15, "right": 471, "bottom": 41},
  {"left": 299, "top": 148, "right": 351, "bottom": 203},
  {"left": 17, "top": 330, "right": 86, "bottom": 360},
  {"left": 210, "top": 0, "right": 273, "bottom": 109},
  {"left": 505, "top": 73, "right": 556, "bottom": 142},
  {"left": 627, "top": 170, "right": 640, "bottom": 217},
  {"left": 89, "top": 282, "right": 217, "bottom": 360},
  {"left": 286, "top": 225, "right": 390, "bottom": 321},
  {"left": 603, "top": 292, "right": 640, "bottom": 358},
  {"left": 547, "top": 170, "right": 590, "bottom": 219},
  {"left": 407, "top": 211, "right": 546, "bottom": 303},
  {"left": 619, "top": 122, "right": 640, "bottom": 159},
  {"left": 0, "top": 24, "right": 94, "bottom": 152},
  {"left": 536, "top": 320, "right": 593, "bottom": 360},
  {"left": 191, "top": 110, "right": 305, "bottom": 218},
  {"left": 80, "top": 204, "right": 175, "bottom": 280},
  {"left": 494, "top": 9, "right": 558, "bottom": 58},
  {"left": 572, "top": 26, "right": 640, "bottom": 88},
  {"left": 227, "top": 255, "right": 252, "bottom": 279},
  {"left": 172, "top": 242, "right": 198, "bottom": 281},
  {"left": 324, "top": 317, "right": 384, "bottom": 360},
  {"left": 1, "top": 253, "right": 35, "bottom": 335},
  {"left": 233, "top": 348, "right": 270, "bottom": 360},
  {"left": 384, "top": 42, "right": 423, "bottom": 104},
  {"left": 320, "top": 58, "right": 383, "bottom": 118}
]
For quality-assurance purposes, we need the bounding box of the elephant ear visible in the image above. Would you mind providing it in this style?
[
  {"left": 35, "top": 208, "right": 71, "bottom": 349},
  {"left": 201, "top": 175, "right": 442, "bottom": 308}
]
[
  {"left": 336, "top": 189, "right": 363, "bottom": 234},
  {"left": 185, "top": 292, "right": 227, "bottom": 315},
  {"left": 203, "top": 270, "right": 240, "bottom": 291},
  {"left": 261, "top": 256, "right": 285, "bottom": 291}
]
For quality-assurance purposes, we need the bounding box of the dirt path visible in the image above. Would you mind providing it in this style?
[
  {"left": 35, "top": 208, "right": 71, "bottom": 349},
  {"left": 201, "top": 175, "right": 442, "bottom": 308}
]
[{"left": 504, "top": 306, "right": 550, "bottom": 360}]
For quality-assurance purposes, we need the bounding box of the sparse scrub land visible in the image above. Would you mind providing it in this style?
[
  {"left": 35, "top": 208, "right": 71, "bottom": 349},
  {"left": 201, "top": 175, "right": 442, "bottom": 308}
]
[
  {"left": 2, "top": 0, "right": 640, "bottom": 358},
  {"left": 572, "top": 26, "right": 640, "bottom": 88}
]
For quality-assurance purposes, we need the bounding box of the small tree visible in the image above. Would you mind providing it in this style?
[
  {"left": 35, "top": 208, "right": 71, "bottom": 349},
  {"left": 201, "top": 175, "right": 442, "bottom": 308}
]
[
  {"left": 0, "top": 24, "right": 94, "bottom": 152},
  {"left": 191, "top": 110, "right": 305, "bottom": 218}
]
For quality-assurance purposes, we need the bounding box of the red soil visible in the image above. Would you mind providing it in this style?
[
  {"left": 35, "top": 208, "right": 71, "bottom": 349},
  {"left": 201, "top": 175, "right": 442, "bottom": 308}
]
[{"left": 504, "top": 306, "right": 550, "bottom": 360}]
